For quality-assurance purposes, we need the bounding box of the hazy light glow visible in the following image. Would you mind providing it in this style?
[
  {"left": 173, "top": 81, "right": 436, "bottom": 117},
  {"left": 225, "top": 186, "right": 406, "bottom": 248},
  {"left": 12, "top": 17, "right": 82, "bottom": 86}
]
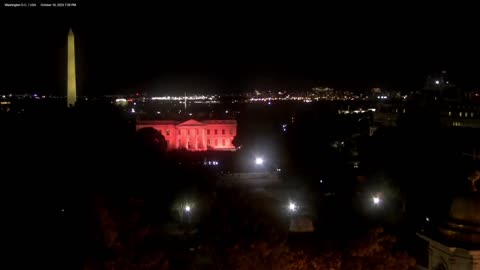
[
  {"left": 288, "top": 202, "right": 297, "bottom": 212},
  {"left": 435, "top": 80, "right": 440, "bottom": 85},
  {"left": 372, "top": 196, "right": 381, "bottom": 205},
  {"left": 185, "top": 205, "right": 191, "bottom": 212},
  {"left": 255, "top": 157, "right": 264, "bottom": 165}
]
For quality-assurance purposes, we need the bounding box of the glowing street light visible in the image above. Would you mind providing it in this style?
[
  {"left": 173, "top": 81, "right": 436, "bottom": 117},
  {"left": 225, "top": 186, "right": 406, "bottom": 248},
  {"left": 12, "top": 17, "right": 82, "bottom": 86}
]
[
  {"left": 372, "top": 196, "right": 381, "bottom": 205},
  {"left": 255, "top": 157, "right": 264, "bottom": 165},
  {"left": 288, "top": 202, "right": 297, "bottom": 212},
  {"left": 185, "top": 205, "right": 191, "bottom": 212}
]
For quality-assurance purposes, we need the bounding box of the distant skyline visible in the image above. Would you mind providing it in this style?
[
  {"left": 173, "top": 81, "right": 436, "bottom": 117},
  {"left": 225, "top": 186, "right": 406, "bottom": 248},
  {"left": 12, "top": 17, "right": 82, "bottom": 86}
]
[{"left": 1, "top": 3, "right": 479, "bottom": 95}]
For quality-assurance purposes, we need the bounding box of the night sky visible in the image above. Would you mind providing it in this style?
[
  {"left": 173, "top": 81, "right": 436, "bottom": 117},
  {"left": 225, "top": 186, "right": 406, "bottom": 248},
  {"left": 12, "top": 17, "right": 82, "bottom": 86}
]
[{"left": 1, "top": 3, "right": 479, "bottom": 95}]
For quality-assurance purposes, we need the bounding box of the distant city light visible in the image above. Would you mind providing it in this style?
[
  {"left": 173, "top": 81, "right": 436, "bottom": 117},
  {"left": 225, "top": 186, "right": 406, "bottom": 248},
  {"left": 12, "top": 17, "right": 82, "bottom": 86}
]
[
  {"left": 276, "top": 168, "right": 281, "bottom": 172},
  {"left": 255, "top": 157, "right": 264, "bottom": 165},
  {"left": 185, "top": 205, "right": 191, "bottom": 212},
  {"left": 435, "top": 80, "right": 440, "bottom": 85},
  {"left": 372, "top": 196, "right": 381, "bottom": 205},
  {"left": 131, "top": 108, "right": 135, "bottom": 113},
  {"left": 426, "top": 217, "right": 430, "bottom": 222},
  {"left": 320, "top": 180, "right": 323, "bottom": 183}
]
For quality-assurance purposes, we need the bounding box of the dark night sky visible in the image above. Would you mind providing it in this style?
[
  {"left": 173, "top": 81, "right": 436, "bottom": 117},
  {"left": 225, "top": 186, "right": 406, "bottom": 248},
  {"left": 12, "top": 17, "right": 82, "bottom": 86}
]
[{"left": 0, "top": 3, "right": 479, "bottom": 95}]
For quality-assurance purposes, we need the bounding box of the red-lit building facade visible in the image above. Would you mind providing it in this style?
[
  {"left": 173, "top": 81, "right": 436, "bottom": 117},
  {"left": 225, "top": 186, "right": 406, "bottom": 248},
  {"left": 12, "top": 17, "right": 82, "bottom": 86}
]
[{"left": 136, "top": 119, "right": 237, "bottom": 151}]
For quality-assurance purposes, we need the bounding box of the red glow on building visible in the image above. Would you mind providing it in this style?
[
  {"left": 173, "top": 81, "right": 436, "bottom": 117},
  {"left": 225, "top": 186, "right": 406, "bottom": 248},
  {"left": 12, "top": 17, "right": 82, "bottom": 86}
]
[{"left": 136, "top": 119, "right": 237, "bottom": 151}]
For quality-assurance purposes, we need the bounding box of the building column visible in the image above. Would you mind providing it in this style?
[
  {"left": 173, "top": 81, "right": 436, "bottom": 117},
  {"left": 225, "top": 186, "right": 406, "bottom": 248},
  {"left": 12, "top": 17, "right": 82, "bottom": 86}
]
[
  {"left": 195, "top": 134, "right": 198, "bottom": 150},
  {"left": 176, "top": 129, "right": 179, "bottom": 149},
  {"left": 203, "top": 129, "right": 207, "bottom": 150}
]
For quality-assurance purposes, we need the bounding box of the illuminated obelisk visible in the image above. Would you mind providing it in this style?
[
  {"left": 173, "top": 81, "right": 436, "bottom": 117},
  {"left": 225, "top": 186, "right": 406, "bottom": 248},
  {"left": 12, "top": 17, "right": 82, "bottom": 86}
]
[{"left": 67, "top": 28, "right": 77, "bottom": 107}]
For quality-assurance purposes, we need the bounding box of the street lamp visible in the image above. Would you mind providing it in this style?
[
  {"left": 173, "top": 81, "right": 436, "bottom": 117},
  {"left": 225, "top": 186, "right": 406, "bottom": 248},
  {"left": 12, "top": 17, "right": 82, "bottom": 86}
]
[
  {"left": 288, "top": 202, "right": 297, "bottom": 212},
  {"left": 185, "top": 204, "right": 191, "bottom": 212},
  {"left": 372, "top": 196, "right": 381, "bottom": 205},
  {"left": 255, "top": 157, "right": 264, "bottom": 165}
]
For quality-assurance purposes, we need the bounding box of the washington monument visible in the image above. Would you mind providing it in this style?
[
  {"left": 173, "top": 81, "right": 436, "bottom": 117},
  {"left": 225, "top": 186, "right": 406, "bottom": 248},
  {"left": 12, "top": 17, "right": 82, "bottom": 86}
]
[{"left": 67, "top": 28, "right": 77, "bottom": 107}]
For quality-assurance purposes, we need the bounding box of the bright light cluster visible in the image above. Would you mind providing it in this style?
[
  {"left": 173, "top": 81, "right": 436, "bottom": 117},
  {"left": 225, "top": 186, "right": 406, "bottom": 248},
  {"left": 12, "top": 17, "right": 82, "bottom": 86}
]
[
  {"left": 151, "top": 95, "right": 217, "bottom": 101},
  {"left": 207, "top": 161, "right": 219, "bottom": 166}
]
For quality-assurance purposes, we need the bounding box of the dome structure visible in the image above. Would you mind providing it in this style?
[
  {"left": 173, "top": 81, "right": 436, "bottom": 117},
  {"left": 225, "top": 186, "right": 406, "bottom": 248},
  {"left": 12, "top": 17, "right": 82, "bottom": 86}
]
[{"left": 437, "top": 194, "right": 480, "bottom": 246}]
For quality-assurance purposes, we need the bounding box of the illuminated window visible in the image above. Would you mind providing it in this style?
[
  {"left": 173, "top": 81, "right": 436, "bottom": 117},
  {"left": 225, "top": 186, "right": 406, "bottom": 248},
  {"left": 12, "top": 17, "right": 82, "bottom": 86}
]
[
  {"left": 166, "top": 129, "right": 170, "bottom": 136},
  {"left": 215, "top": 129, "right": 218, "bottom": 135},
  {"left": 448, "top": 111, "right": 452, "bottom": 116},
  {"left": 472, "top": 112, "right": 475, "bottom": 117},
  {"left": 222, "top": 139, "right": 225, "bottom": 146},
  {"left": 459, "top": 112, "right": 463, "bottom": 117},
  {"left": 207, "top": 129, "right": 210, "bottom": 135},
  {"left": 215, "top": 139, "right": 218, "bottom": 146},
  {"left": 403, "top": 108, "right": 406, "bottom": 113},
  {"left": 222, "top": 129, "right": 225, "bottom": 135},
  {"left": 230, "top": 129, "right": 233, "bottom": 135},
  {"left": 207, "top": 139, "right": 210, "bottom": 146}
]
